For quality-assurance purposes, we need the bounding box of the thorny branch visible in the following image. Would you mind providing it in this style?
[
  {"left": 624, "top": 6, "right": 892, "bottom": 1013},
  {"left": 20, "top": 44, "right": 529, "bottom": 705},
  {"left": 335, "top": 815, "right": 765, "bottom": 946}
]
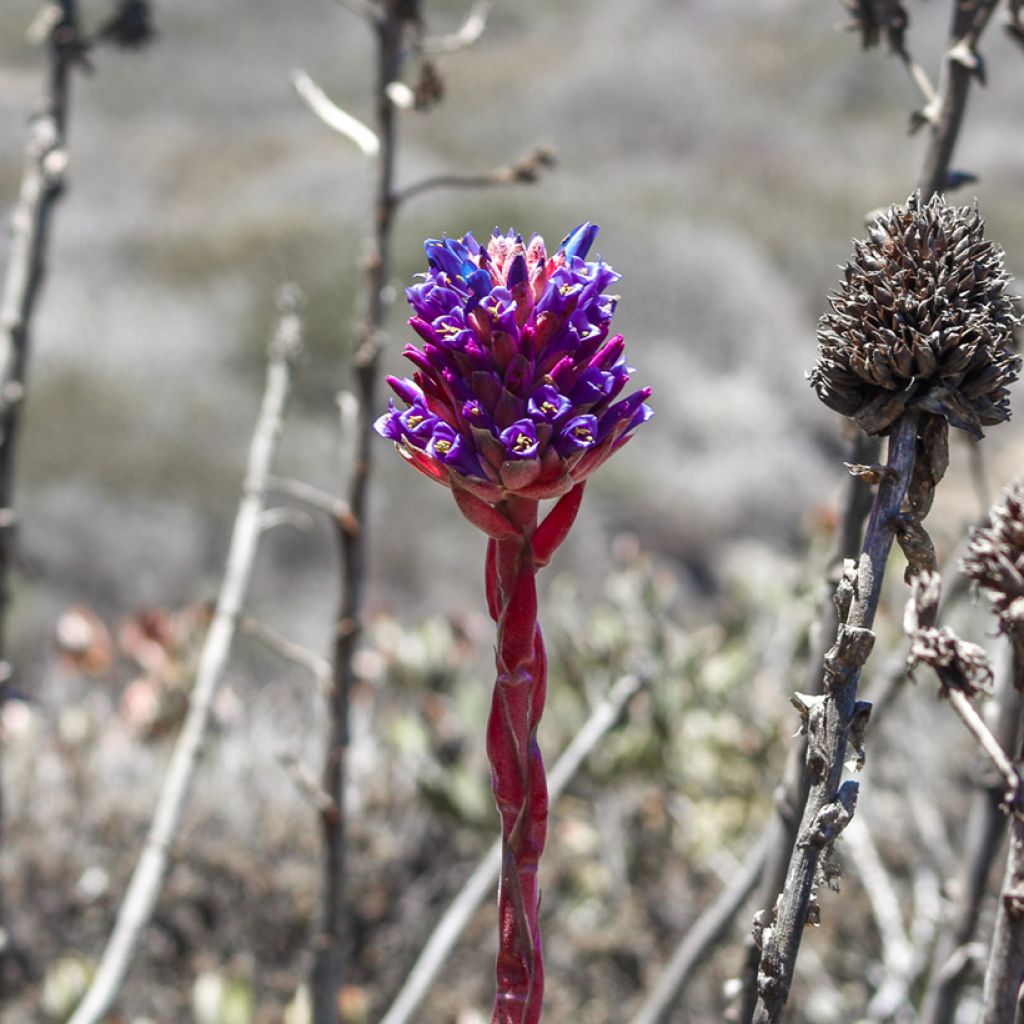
[
  {"left": 65, "top": 289, "right": 303, "bottom": 1024},
  {"left": 738, "top": 2, "right": 1011, "bottom": 1013}
]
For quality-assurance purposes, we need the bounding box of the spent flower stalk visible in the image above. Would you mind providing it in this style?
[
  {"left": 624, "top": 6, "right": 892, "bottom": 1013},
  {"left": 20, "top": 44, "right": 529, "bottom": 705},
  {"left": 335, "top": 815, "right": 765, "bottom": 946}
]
[{"left": 753, "top": 192, "right": 1020, "bottom": 1023}]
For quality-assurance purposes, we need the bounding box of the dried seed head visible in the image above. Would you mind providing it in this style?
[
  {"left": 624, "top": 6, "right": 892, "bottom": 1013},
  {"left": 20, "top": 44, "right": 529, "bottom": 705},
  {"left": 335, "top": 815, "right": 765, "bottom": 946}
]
[
  {"left": 810, "top": 192, "right": 1022, "bottom": 437},
  {"left": 962, "top": 482, "right": 1024, "bottom": 641}
]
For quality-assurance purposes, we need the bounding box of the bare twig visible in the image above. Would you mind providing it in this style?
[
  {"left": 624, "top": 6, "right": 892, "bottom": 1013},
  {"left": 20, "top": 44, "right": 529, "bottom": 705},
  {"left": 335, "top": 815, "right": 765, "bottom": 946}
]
[
  {"left": 292, "top": 69, "right": 380, "bottom": 156},
  {"left": 753, "top": 412, "right": 921, "bottom": 1023},
  {"left": 378, "top": 672, "right": 643, "bottom": 1024},
  {"left": 735, "top": 429, "right": 879, "bottom": 1021},
  {"left": 258, "top": 505, "right": 314, "bottom": 534},
  {"left": 310, "top": 5, "right": 406, "bottom": 1020},
  {"left": 640, "top": 608, "right": 935, "bottom": 1024},
  {"left": 980, "top": 641, "right": 1024, "bottom": 1024},
  {"left": 903, "top": 52, "right": 938, "bottom": 109},
  {"left": 945, "top": 687, "right": 1021, "bottom": 794},
  {"left": 0, "top": 0, "right": 82, "bottom": 989},
  {"left": 279, "top": 751, "right": 340, "bottom": 820},
  {"left": 627, "top": 829, "right": 771, "bottom": 1024},
  {"left": 305, "top": 5, "right": 551, "bottom": 1016},
  {"left": 266, "top": 474, "right": 358, "bottom": 534},
  {"left": 419, "top": 1, "right": 489, "bottom": 54},
  {"left": 844, "top": 814, "right": 917, "bottom": 1019},
  {"left": 240, "top": 616, "right": 331, "bottom": 687},
  {"left": 917, "top": 0, "right": 1002, "bottom": 195},
  {"left": 333, "top": 0, "right": 381, "bottom": 26},
  {"left": 393, "top": 145, "right": 555, "bottom": 207},
  {"left": 920, "top": 646, "right": 1024, "bottom": 1024},
  {"left": 66, "top": 290, "right": 303, "bottom": 1024},
  {"left": 981, "top": 795, "right": 1024, "bottom": 1024},
  {"left": 934, "top": 658, "right": 1024, "bottom": 1024},
  {"left": 907, "top": 560, "right": 1024, "bottom": 1023}
]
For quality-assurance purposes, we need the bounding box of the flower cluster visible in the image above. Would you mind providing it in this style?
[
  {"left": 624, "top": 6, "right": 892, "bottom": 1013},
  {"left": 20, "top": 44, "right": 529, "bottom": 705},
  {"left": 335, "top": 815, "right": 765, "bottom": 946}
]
[
  {"left": 809, "top": 192, "right": 1021, "bottom": 437},
  {"left": 962, "top": 481, "right": 1024, "bottom": 640},
  {"left": 375, "top": 223, "right": 652, "bottom": 502}
]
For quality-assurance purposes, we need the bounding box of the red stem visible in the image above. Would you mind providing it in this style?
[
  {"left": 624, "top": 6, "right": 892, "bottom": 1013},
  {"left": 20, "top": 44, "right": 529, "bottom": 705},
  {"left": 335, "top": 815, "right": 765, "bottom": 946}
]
[{"left": 485, "top": 497, "right": 548, "bottom": 1024}]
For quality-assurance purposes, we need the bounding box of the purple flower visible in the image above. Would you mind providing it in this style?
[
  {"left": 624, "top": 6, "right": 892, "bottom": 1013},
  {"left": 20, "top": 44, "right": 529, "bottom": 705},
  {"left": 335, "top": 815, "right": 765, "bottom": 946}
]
[
  {"left": 527, "top": 384, "right": 571, "bottom": 423},
  {"left": 500, "top": 419, "right": 541, "bottom": 460},
  {"left": 556, "top": 414, "right": 599, "bottom": 455},
  {"left": 376, "top": 223, "right": 652, "bottom": 500}
]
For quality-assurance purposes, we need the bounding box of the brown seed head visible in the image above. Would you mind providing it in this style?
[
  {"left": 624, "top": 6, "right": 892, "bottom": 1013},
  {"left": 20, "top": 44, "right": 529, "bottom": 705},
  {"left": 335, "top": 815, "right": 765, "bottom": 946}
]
[
  {"left": 810, "top": 192, "right": 1021, "bottom": 437},
  {"left": 962, "top": 482, "right": 1024, "bottom": 642}
]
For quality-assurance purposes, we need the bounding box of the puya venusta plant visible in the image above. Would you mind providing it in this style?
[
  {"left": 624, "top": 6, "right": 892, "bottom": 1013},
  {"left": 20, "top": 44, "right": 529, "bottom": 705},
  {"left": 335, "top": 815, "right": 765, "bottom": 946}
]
[
  {"left": 375, "top": 223, "right": 651, "bottom": 1023},
  {"left": 752, "top": 191, "right": 1021, "bottom": 1023}
]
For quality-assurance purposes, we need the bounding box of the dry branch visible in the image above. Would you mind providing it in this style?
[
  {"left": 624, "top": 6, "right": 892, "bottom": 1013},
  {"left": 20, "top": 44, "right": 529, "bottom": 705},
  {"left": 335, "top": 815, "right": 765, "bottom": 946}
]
[
  {"left": 981, "top": 807, "right": 1024, "bottom": 1024},
  {"left": 920, "top": 655, "right": 1024, "bottom": 1024},
  {"left": 844, "top": 814, "right": 917, "bottom": 1018},
  {"left": 309, "top": 6, "right": 407, "bottom": 1018},
  {"left": 393, "top": 145, "right": 555, "bottom": 207},
  {"left": 0, "top": 0, "right": 82, "bottom": 987},
  {"left": 266, "top": 475, "right": 358, "bottom": 534},
  {"left": 752, "top": 412, "right": 921, "bottom": 1023},
  {"left": 917, "top": 0, "right": 1002, "bottom": 195},
  {"left": 420, "top": 1, "right": 489, "bottom": 54},
  {"left": 627, "top": 830, "right": 771, "bottom": 1024},
  {"left": 292, "top": 69, "right": 380, "bottom": 156},
  {"left": 735, "top": 429, "right": 879, "bottom": 1020},
  {"left": 66, "top": 290, "right": 303, "bottom": 1024},
  {"left": 304, "top": 3, "right": 551, "bottom": 1016},
  {"left": 240, "top": 616, "right": 332, "bottom": 688}
]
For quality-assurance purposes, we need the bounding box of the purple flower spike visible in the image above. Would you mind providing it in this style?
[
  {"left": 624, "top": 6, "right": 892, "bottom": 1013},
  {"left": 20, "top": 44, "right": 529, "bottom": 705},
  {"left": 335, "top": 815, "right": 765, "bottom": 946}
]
[
  {"left": 377, "top": 229, "right": 651, "bottom": 1024},
  {"left": 377, "top": 223, "right": 651, "bottom": 498}
]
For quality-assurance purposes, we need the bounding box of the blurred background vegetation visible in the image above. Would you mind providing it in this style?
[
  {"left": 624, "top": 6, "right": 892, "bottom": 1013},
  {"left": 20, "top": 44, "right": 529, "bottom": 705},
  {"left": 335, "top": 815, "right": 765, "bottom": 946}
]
[{"left": 1, "top": 0, "right": 1023, "bottom": 1020}]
